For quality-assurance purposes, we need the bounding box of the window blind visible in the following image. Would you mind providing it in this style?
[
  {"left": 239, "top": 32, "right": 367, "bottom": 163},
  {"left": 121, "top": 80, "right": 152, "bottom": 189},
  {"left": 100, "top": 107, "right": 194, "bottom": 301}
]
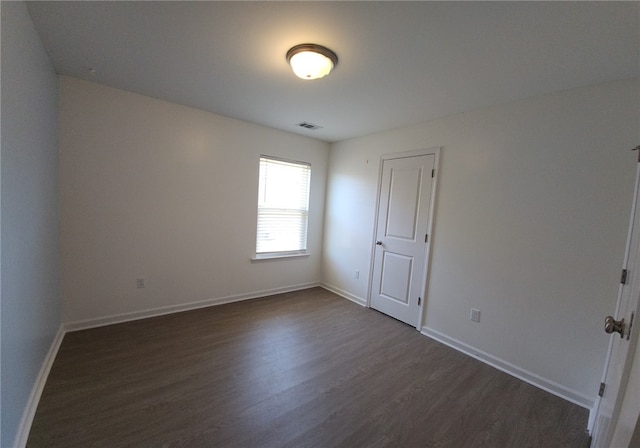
[{"left": 256, "top": 156, "right": 311, "bottom": 255}]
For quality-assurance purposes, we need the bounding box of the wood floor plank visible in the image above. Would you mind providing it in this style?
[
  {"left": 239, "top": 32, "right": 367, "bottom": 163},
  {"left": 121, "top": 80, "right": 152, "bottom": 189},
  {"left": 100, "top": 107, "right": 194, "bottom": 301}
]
[{"left": 27, "top": 287, "right": 590, "bottom": 447}]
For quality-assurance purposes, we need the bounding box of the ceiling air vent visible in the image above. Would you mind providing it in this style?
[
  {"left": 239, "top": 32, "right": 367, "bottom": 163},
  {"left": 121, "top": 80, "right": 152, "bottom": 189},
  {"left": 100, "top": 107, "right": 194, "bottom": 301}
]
[{"left": 296, "top": 121, "right": 323, "bottom": 130}]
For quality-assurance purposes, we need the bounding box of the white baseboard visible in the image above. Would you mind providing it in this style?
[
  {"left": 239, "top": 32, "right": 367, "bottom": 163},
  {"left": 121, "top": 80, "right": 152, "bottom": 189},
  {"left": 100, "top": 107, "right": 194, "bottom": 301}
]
[
  {"left": 13, "top": 324, "right": 66, "bottom": 448},
  {"left": 321, "top": 283, "right": 367, "bottom": 307},
  {"left": 421, "top": 326, "right": 595, "bottom": 411},
  {"left": 64, "top": 282, "right": 322, "bottom": 332}
]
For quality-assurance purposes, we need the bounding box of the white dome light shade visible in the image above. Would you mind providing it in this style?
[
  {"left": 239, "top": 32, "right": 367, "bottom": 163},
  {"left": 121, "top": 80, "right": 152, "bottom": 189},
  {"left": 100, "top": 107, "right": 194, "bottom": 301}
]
[
  {"left": 286, "top": 44, "right": 338, "bottom": 80},
  {"left": 289, "top": 51, "right": 333, "bottom": 79}
]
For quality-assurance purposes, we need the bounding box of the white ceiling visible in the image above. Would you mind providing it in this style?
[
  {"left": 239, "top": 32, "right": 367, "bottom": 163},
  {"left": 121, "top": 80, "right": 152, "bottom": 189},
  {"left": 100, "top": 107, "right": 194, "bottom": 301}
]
[{"left": 27, "top": 1, "right": 639, "bottom": 143}]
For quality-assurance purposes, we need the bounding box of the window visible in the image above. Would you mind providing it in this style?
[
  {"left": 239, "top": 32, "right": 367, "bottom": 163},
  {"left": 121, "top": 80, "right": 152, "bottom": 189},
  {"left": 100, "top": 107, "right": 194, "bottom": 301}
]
[{"left": 256, "top": 156, "right": 311, "bottom": 257}]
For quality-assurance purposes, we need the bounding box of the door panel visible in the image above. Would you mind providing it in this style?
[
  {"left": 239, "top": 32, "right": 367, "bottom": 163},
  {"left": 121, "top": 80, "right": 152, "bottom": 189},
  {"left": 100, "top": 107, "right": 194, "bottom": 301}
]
[
  {"left": 380, "top": 251, "right": 413, "bottom": 304},
  {"left": 386, "top": 167, "right": 421, "bottom": 240},
  {"left": 370, "top": 153, "right": 436, "bottom": 327}
]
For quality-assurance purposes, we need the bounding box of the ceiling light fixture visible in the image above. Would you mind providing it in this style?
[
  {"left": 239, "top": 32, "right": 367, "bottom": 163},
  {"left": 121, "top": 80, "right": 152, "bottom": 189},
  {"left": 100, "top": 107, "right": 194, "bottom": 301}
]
[{"left": 286, "top": 44, "right": 338, "bottom": 80}]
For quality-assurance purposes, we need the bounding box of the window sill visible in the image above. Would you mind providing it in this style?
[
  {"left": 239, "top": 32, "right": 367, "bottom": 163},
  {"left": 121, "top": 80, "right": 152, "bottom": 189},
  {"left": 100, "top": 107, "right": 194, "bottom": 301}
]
[{"left": 251, "top": 253, "right": 310, "bottom": 262}]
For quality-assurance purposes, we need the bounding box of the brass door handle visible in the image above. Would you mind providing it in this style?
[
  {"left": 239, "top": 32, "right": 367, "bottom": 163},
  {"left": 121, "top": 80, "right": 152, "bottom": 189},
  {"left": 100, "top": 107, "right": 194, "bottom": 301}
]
[{"left": 604, "top": 315, "right": 625, "bottom": 338}]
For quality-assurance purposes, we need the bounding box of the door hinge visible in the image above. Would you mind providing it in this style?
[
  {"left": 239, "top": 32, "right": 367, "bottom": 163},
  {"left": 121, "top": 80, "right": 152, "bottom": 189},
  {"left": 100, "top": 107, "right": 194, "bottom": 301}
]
[
  {"left": 621, "top": 269, "right": 628, "bottom": 285},
  {"left": 418, "top": 297, "right": 422, "bottom": 306},
  {"left": 598, "top": 382, "right": 606, "bottom": 397},
  {"left": 425, "top": 234, "right": 428, "bottom": 243},
  {"left": 431, "top": 169, "right": 435, "bottom": 178},
  {"left": 628, "top": 312, "right": 635, "bottom": 340},
  {"left": 632, "top": 145, "right": 640, "bottom": 163}
]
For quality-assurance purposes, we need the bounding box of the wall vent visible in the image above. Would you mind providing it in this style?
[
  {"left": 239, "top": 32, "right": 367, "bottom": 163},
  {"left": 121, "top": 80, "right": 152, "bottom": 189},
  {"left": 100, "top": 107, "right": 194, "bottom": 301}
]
[{"left": 296, "top": 121, "right": 323, "bottom": 130}]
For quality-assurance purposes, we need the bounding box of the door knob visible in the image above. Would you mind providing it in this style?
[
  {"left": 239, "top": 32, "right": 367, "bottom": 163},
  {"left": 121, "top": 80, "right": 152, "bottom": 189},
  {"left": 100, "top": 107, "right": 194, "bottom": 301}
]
[
  {"left": 376, "top": 241, "right": 383, "bottom": 245},
  {"left": 604, "top": 315, "right": 625, "bottom": 338}
]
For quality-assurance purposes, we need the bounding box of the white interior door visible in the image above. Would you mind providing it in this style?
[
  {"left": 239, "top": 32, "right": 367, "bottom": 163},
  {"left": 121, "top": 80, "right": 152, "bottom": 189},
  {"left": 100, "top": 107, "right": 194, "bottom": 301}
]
[
  {"left": 370, "top": 151, "right": 437, "bottom": 328},
  {"left": 591, "top": 161, "right": 640, "bottom": 448}
]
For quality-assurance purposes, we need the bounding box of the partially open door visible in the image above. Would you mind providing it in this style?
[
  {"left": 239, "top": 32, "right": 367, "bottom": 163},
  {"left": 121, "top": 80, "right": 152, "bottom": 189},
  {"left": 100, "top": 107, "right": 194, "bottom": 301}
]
[
  {"left": 369, "top": 148, "right": 439, "bottom": 329},
  {"left": 590, "top": 155, "right": 640, "bottom": 447}
]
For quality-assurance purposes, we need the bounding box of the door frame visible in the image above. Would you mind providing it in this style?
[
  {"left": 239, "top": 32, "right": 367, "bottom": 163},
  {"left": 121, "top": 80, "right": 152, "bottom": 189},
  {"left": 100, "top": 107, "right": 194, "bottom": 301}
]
[{"left": 367, "top": 147, "right": 441, "bottom": 330}]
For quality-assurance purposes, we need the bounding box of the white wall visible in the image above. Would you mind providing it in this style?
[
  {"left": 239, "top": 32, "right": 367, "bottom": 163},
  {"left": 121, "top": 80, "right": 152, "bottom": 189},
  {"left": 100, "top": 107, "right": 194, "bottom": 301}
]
[
  {"left": 323, "top": 78, "right": 640, "bottom": 407},
  {"left": 1, "top": 2, "right": 62, "bottom": 446},
  {"left": 59, "top": 77, "right": 329, "bottom": 325}
]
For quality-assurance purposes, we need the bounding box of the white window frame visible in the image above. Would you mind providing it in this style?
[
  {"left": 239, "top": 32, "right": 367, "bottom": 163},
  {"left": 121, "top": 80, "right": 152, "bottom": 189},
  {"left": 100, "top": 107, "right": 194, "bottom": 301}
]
[{"left": 253, "top": 155, "right": 311, "bottom": 261}]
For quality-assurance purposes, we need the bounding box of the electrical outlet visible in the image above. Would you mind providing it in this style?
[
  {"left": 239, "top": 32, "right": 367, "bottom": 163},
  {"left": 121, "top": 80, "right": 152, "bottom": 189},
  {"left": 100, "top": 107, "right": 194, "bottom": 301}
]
[
  {"left": 470, "top": 308, "right": 480, "bottom": 323},
  {"left": 354, "top": 270, "right": 360, "bottom": 279},
  {"left": 136, "top": 278, "right": 146, "bottom": 288}
]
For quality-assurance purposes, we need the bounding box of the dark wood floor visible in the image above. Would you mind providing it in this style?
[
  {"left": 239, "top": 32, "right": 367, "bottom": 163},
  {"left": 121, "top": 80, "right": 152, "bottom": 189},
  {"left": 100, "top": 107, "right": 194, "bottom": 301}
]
[{"left": 28, "top": 287, "right": 590, "bottom": 447}]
